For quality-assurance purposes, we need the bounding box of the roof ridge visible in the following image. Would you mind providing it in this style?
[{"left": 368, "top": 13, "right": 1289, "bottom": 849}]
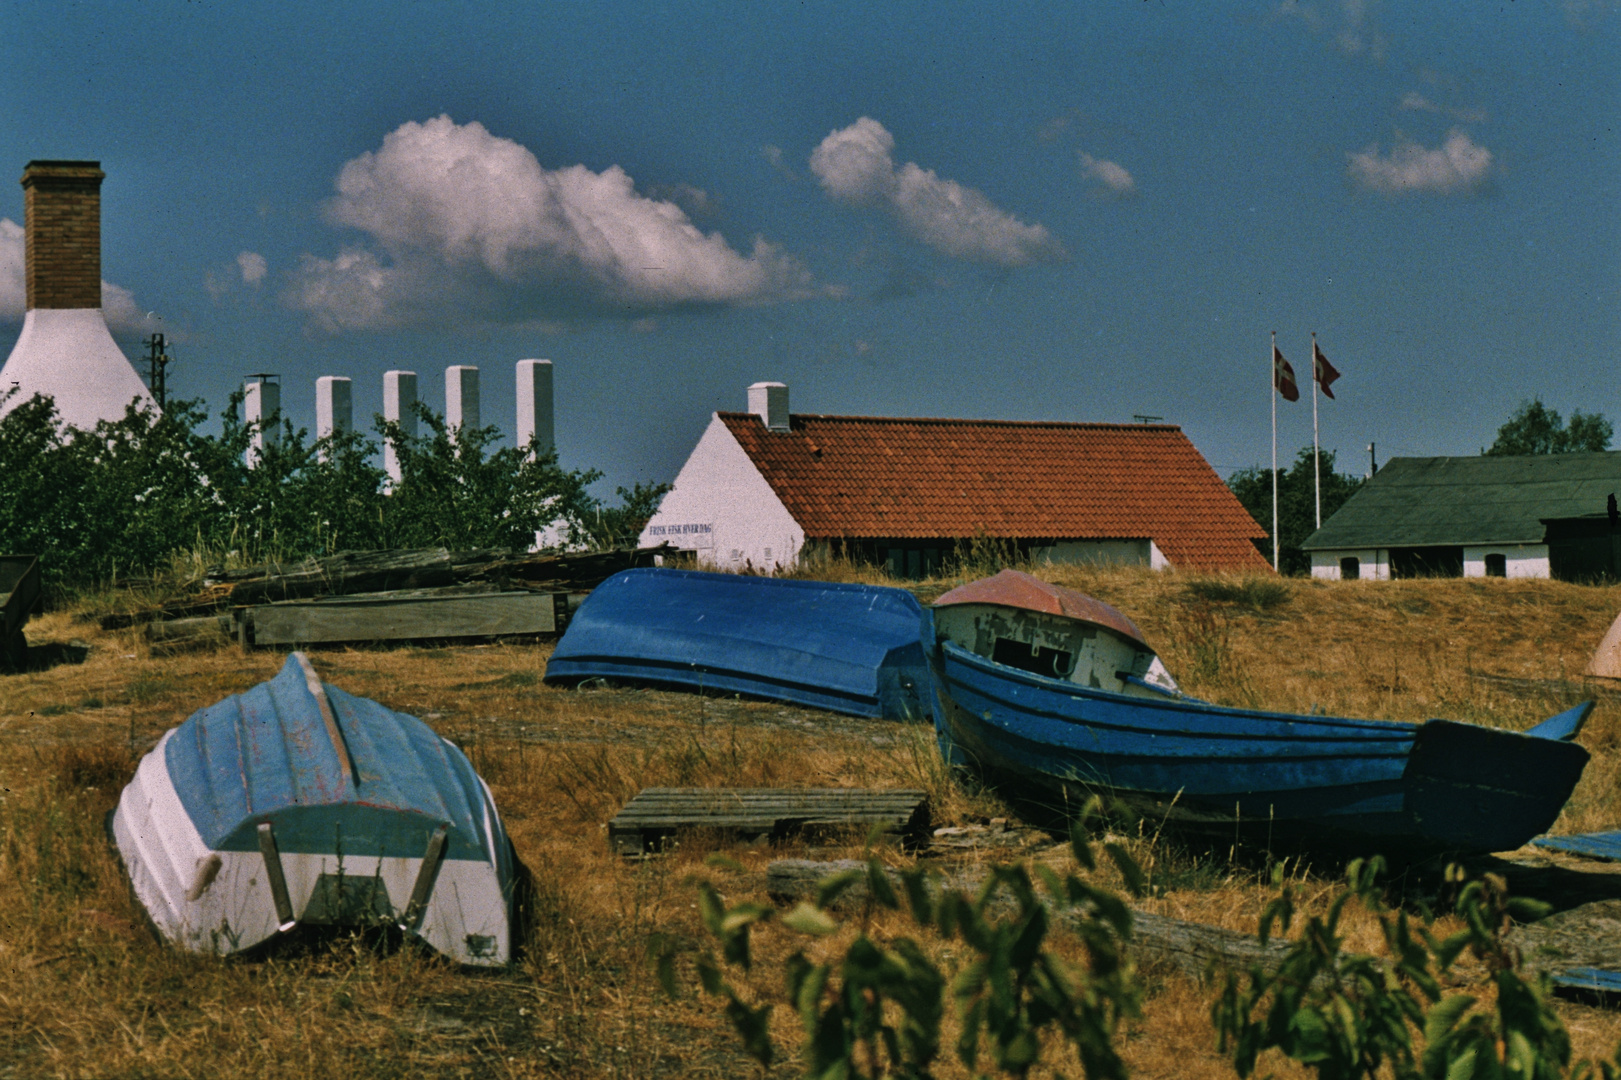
[{"left": 716, "top": 411, "right": 1181, "bottom": 431}]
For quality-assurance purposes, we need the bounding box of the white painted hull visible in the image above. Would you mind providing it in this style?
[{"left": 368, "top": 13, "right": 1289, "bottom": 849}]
[{"left": 112, "top": 731, "right": 513, "bottom": 966}]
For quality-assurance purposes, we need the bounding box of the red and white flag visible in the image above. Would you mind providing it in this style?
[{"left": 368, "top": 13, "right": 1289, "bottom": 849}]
[
  {"left": 1273, "top": 346, "right": 1299, "bottom": 402},
  {"left": 1313, "top": 341, "right": 1341, "bottom": 399}
]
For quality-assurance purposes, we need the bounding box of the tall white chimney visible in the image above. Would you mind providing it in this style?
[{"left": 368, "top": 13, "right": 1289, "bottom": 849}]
[
  {"left": 446, "top": 365, "right": 480, "bottom": 438},
  {"left": 0, "top": 160, "right": 157, "bottom": 429},
  {"left": 748, "top": 381, "right": 789, "bottom": 432},
  {"left": 243, "top": 376, "right": 279, "bottom": 469},
  {"left": 382, "top": 370, "right": 417, "bottom": 484},
  {"left": 315, "top": 376, "right": 352, "bottom": 461},
  {"left": 516, "top": 359, "right": 553, "bottom": 457}
]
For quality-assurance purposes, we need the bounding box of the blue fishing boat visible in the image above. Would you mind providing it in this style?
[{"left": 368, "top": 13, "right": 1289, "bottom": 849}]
[
  {"left": 543, "top": 568, "right": 930, "bottom": 720},
  {"left": 925, "top": 570, "right": 1592, "bottom": 856},
  {"left": 111, "top": 653, "right": 517, "bottom": 965}
]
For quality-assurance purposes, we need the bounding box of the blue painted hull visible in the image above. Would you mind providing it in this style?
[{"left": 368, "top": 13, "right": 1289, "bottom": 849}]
[
  {"left": 544, "top": 569, "right": 931, "bottom": 720},
  {"left": 928, "top": 638, "right": 1590, "bottom": 856}
]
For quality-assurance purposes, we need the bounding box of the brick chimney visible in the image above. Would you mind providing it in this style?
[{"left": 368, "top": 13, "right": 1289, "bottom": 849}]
[
  {"left": 23, "top": 160, "right": 106, "bottom": 311},
  {"left": 0, "top": 158, "right": 157, "bottom": 428}
]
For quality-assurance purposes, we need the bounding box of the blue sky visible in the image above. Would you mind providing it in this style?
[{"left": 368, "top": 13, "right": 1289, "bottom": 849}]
[{"left": 2, "top": 1, "right": 1616, "bottom": 494}]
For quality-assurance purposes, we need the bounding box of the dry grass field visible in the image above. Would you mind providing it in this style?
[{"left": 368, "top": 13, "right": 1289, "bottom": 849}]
[{"left": 6, "top": 563, "right": 1621, "bottom": 1077}]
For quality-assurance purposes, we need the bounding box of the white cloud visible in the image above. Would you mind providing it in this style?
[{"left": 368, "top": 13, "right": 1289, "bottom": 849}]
[
  {"left": 237, "top": 251, "right": 268, "bottom": 285},
  {"left": 290, "top": 115, "right": 817, "bottom": 331},
  {"left": 1276, "top": 0, "right": 1387, "bottom": 63},
  {"left": 1398, "top": 92, "right": 1440, "bottom": 113},
  {"left": 809, "top": 117, "right": 1063, "bottom": 266},
  {"left": 1347, "top": 128, "right": 1493, "bottom": 194},
  {"left": 0, "top": 216, "right": 158, "bottom": 333},
  {"left": 1078, "top": 152, "right": 1136, "bottom": 195}
]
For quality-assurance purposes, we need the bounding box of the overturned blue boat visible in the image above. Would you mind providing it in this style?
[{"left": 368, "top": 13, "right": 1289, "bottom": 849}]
[
  {"left": 112, "top": 654, "right": 517, "bottom": 965},
  {"left": 543, "top": 568, "right": 930, "bottom": 720},
  {"left": 926, "top": 570, "right": 1592, "bottom": 856}
]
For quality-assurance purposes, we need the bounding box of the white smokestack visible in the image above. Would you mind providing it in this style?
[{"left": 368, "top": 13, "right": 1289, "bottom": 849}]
[
  {"left": 315, "top": 376, "right": 352, "bottom": 461},
  {"left": 446, "top": 365, "right": 479, "bottom": 439},
  {"left": 243, "top": 376, "right": 280, "bottom": 469},
  {"left": 516, "top": 359, "right": 553, "bottom": 458},
  {"left": 748, "top": 381, "right": 789, "bottom": 432},
  {"left": 382, "top": 370, "right": 417, "bottom": 484},
  {"left": 0, "top": 160, "right": 156, "bottom": 429}
]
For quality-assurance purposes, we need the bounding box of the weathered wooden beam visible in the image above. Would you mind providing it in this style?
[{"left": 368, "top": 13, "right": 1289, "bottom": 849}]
[
  {"left": 610, "top": 789, "right": 930, "bottom": 856},
  {"left": 765, "top": 858, "right": 1294, "bottom": 980},
  {"left": 243, "top": 591, "right": 560, "bottom": 647}
]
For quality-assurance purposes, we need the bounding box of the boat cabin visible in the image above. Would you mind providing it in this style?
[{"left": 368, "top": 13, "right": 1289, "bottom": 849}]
[{"left": 932, "top": 570, "right": 1180, "bottom": 698}]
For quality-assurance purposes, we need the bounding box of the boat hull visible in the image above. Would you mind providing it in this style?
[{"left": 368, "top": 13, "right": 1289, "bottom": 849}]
[
  {"left": 111, "top": 655, "right": 517, "bottom": 965},
  {"left": 930, "top": 639, "right": 1589, "bottom": 856},
  {"left": 544, "top": 568, "right": 930, "bottom": 720}
]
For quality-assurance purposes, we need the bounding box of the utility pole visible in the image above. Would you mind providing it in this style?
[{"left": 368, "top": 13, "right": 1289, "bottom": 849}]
[{"left": 143, "top": 333, "right": 171, "bottom": 410}]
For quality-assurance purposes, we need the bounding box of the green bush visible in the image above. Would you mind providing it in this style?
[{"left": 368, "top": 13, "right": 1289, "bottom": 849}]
[{"left": 0, "top": 390, "right": 666, "bottom": 594}]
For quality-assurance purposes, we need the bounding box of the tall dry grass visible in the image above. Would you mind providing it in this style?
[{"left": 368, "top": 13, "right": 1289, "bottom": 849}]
[{"left": 2, "top": 567, "right": 1621, "bottom": 1075}]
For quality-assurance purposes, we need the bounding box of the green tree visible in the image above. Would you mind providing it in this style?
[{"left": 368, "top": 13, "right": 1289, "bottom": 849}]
[
  {"left": 1485, "top": 398, "right": 1613, "bottom": 456},
  {"left": 1228, "top": 448, "right": 1364, "bottom": 575},
  {"left": 376, "top": 403, "right": 602, "bottom": 551}
]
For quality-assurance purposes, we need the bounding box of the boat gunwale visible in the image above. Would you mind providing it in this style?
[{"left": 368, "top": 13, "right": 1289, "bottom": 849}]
[{"left": 939, "top": 640, "right": 1421, "bottom": 743}]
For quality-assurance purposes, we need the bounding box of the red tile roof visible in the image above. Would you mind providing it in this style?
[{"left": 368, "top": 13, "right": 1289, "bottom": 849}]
[{"left": 718, "top": 412, "right": 1269, "bottom": 572}]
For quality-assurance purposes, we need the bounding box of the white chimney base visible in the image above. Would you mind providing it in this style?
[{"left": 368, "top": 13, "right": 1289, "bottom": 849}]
[{"left": 0, "top": 309, "right": 156, "bottom": 430}]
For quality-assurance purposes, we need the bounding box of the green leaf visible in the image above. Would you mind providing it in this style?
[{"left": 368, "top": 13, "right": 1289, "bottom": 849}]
[
  {"left": 866, "top": 857, "right": 900, "bottom": 910},
  {"left": 1103, "top": 841, "right": 1147, "bottom": 898},
  {"left": 816, "top": 868, "right": 865, "bottom": 909},
  {"left": 782, "top": 902, "right": 840, "bottom": 937},
  {"left": 1424, "top": 993, "right": 1478, "bottom": 1046},
  {"left": 705, "top": 853, "right": 745, "bottom": 873}
]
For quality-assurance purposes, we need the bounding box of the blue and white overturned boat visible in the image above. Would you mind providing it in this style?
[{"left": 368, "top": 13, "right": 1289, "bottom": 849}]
[
  {"left": 544, "top": 568, "right": 931, "bottom": 720},
  {"left": 111, "top": 653, "right": 516, "bottom": 965}
]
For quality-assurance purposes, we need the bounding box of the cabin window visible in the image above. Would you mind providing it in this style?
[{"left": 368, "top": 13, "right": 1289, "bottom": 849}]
[
  {"left": 1340, "top": 556, "right": 1360, "bottom": 580},
  {"left": 991, "top": 637, "right": 1075, "bottom": 680},
  {"left": 1485, "top": 553, "right": 1507, "bottom": 578}
]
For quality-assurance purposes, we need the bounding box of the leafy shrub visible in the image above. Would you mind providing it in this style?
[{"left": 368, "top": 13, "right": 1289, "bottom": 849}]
[
  {"left": 1212, "top": 857, "right": 1605, "bottom": 1080},
  {"left": 0, "top": 390, "right": 663, "bottom": 594},
  {"left": 664, "top": 814, "right": 1142, "bottom": 1078}
]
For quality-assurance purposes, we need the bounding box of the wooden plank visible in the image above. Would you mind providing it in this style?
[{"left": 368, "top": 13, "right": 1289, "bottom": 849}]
[
  {"left": 767, "top": 858, "right": 1296, "bottom": 981},
  {"left": 609, "top": 787, "right": 930, "bottom": 856},
  {"left": 246, "top": 591, "right": 557, "bottom": 646}
]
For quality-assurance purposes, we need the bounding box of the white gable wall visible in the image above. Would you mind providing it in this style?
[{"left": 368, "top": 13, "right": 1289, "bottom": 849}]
[{"left": 638, "top": 414, "right": 804, "bottom": 573}]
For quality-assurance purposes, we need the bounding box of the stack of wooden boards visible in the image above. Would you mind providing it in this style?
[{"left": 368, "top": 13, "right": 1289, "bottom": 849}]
[{"left": 107, "top": 545, "right": 671, "bottom": 649}]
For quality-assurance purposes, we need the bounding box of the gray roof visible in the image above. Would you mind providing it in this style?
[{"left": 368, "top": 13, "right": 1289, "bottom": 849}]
[{"left": 1301, "top": 452, "right": 1621, "bottom": 551}]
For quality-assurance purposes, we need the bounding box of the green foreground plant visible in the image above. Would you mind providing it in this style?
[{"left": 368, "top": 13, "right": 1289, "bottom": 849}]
[
  {"left": 661, "top": 812, "right": 1143, "bottom": 1079},
  {"left": 1212, "top": 857, "right": 1616, "bottom": 1080}
]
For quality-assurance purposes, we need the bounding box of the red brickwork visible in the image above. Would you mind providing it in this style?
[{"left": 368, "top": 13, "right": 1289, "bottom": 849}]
[{"left": 22, "top": 160, "right": 104, "bottom": 310}]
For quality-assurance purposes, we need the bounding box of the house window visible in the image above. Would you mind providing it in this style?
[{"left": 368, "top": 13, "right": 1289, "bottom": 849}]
[
  {"left": 1485, "top": 553, "right": 1507, "bottom": 578},
  {"left": 1340, "top": 556, "right": 1360, "bottom": 580}
]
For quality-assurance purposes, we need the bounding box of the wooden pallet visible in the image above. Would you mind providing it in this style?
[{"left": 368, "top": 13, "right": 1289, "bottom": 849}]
[
  {"left": 608, "top": 787, "right": 930, "bottom": 855},
  {"left": 241, "top": 590, "right": 563, "bottom": 647}
]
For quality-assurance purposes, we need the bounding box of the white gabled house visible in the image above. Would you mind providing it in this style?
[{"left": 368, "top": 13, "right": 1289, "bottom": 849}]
[{"left": 639, "top": 382, "right": 1270, "bottom": 578}]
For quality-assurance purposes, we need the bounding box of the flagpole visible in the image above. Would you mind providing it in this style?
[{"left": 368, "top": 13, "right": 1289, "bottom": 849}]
[
  {"left": 1312, "top": 331, "right": 1322, "bottom": 529},
  {"left": 1271, "top": 330, "right": 1279, "bottom": 573}
]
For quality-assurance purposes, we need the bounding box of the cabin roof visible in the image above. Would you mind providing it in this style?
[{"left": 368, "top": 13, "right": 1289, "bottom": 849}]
[
  {"left": 717, "top": 412, "right": 1269, "bottom": 571},
  {"left": 933, "top": 569, "right": 1149, "bottom": 648},
  {"left": 1302, "top": 452, "right": 1621, "bottom": 550}
]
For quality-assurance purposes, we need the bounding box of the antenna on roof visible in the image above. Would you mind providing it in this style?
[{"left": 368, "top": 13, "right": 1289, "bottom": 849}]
[{"left": 1132, "top": 414, "right": 1163, "bottom": 424}]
